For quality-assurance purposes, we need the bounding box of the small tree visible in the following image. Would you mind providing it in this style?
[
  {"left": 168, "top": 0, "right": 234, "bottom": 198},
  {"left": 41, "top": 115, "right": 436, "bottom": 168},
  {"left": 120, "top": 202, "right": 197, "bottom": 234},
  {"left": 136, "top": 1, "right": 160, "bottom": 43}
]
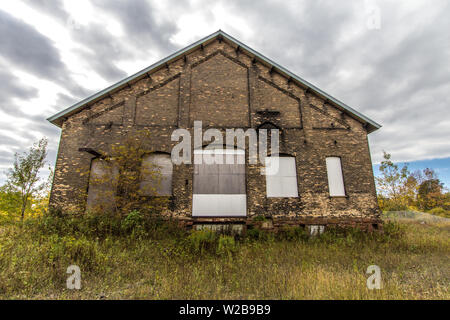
[
  {"left": 111, "top": 131, "right": 168, "bottom": 216},
  {"left": 417, "top": 169, "right": 444, "bottom": 211},
  {"left": 375, "top": 151, "right": 410, "bottom": 211},
  {"left": 31, "top": 166, "right": 54, "bottom": 217},
  {"left": 0, "top": 185, "right": 22, "bottom": 220},
  {"left": 84, "top": 130, "right": 168, "bottom": 217},
  {"left": 5, "top": 138, "right": 48, "bottom": 221}
]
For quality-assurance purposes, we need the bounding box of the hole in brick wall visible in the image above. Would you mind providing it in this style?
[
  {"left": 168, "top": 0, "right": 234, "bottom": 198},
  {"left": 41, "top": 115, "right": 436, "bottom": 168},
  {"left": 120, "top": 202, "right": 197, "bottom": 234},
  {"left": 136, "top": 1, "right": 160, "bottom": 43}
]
[
  {"left": 372, "top": 223, "right": 379, "bottom": 230},
  {"left": 169, "top": 197, "right": 176, "bottom": 211},
  {"left": 105, "top": 121, "right": 113, "bottom": 130}
]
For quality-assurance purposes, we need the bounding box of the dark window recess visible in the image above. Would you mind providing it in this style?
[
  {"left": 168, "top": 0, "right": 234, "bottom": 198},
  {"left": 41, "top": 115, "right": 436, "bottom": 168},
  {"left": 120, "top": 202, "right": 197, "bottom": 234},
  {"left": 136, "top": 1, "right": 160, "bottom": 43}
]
[
  {"left": 79, "top": 148, "right": 103, "bottom": 158},
  {"left": 256, "top": 109, "right": 281, "bottom": 117}
]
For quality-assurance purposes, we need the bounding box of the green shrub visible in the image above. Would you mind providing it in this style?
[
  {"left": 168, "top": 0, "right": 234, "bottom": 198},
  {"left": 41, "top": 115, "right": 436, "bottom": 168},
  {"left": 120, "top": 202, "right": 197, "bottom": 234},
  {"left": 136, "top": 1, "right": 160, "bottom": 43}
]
[
  {"left": 277, "top": 226, "right": 308, "bottom": 241},
  {"left": 381, "top": 199, "right": 409, "bottom": 212},
  {"left": 315, "top": 226, "right": 382, "bottom": 246},
  {"left": 246, "top": 228, "right": 273, "bottom": 242},
  {"left": 382, "top": 221, "right": 405, "bottom": 240},
  {"left": 428, "top": 207, "right": 445, "bottom": 214},
  {"left": 143, "top": 216, "right": 187, "bottom": 240},
  {"left": 31, "top": 212, "right": 123, "bottom": 238},
  {"left": 79, "top": 212, "right": 123, "bottom": 237},
  {"left": 121, "top": 210, "right": 146, "bottom": 238},
  {"left": 252, "top": 215, "right": 267, "bottom": 222},
  {"left": 186, "top": 230, "right": 218, "bottom": 254},
  {"left": 217, "top": 235, "right": 237, "bottom": 256},
  {"left": 24, "top": 210, "right": 186, "bottom": 241},
  {"left": 428, "top": 207, "right": 449, "bottom": 218},
  {"left": 62, "top": 236, "right": 99, "bottom": 270},
  {"left": 40, "top": 234, "right": 101, "bottom": 272}
]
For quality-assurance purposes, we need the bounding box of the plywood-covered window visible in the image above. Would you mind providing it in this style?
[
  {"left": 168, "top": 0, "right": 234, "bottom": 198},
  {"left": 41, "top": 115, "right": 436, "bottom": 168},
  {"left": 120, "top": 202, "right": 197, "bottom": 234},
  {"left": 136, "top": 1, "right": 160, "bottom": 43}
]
[
  {"left": 265, "top": 156, "right": 298, "bottom": 198},
  {"left": 326, "top": 157, "right": 346, "bottom": 197},
  {"left": 140, "top": 153, "right": 173, "bottom": 196},
  {"left": 86, "top": 158, "right": 119, "bottom": 212},
  {"left": 193, "top": 149, "right": 246, "bottom": 217}
]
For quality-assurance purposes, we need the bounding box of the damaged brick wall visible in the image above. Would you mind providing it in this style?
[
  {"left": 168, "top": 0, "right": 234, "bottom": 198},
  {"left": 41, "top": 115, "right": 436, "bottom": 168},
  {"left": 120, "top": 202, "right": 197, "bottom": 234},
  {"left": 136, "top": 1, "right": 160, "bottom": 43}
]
[{"left": 49, "top": 37, "right": 381, "bottom": 227}]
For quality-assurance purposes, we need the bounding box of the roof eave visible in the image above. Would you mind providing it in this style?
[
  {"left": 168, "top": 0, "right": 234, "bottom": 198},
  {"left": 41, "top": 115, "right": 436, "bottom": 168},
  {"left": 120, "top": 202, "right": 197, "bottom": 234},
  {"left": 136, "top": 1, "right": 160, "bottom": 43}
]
[{"left": 47, "top": 30, "right": 224, "bottom": 127}]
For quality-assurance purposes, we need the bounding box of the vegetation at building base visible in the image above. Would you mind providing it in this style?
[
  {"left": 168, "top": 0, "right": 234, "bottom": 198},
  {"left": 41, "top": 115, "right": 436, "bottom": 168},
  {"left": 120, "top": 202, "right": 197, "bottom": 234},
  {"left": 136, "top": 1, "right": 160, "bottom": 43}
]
[
  {"left": 376, "top": 152, "right": 450, "bottom": 218},
  {"left": 0, "top": 140, "right": 449, "bottom": 299},
  {"left": 0, "top": 212, "right": 448, "bottom": 300},
  {"left": 0, "top": 133, "right": 167, "bottom": 223}
]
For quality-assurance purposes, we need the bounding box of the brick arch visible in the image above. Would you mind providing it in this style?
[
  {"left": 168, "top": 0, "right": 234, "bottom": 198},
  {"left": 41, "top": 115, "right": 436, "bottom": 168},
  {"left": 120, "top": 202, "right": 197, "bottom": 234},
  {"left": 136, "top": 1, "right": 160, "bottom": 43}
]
[
  {"left": 140, "top": 152, "right": 173, "bottom": 196},
  {"left": 257, "top": 121, "right": 282, "bottom": 131}
]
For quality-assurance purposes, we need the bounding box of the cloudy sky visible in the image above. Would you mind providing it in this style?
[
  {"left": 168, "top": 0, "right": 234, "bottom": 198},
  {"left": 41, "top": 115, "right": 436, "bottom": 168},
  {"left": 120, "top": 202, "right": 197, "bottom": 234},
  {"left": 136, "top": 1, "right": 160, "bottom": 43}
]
[{"left": 0, "top": 0, "right": 449, "bottom": 186}]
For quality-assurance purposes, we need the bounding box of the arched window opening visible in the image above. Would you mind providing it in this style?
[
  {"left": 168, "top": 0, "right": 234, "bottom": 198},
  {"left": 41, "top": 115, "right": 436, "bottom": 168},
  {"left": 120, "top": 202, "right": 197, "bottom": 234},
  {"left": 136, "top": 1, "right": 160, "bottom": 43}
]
[
  {"left": 140, "top": 153, "right": 173, "bottom": 196},
  {"left": 86, "top": 158, "right": 119, "bottom": 212}
]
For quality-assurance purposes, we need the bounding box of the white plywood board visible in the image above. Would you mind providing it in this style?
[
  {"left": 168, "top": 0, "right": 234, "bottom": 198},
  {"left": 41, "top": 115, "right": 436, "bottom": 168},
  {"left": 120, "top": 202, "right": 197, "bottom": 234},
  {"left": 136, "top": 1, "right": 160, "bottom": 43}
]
[
  {"left": 265, "top": 157, "right": 298, "bottom": 198},
  {"left": 192, "top": 194, "right": 247, "bottom": 217},
  {"left": 326, "top": 157, "right": 346, "bottom": 197}
]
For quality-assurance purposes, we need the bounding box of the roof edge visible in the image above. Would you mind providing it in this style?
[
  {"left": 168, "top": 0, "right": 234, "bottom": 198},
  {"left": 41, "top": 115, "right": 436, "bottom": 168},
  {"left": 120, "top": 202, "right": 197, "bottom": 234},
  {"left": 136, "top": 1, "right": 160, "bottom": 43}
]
[
  {"left": 47, "top": 30, "right": 224, "bottom": 127},
  {"left": 48, "top": 30, "right": 381, "bottom": 133}
]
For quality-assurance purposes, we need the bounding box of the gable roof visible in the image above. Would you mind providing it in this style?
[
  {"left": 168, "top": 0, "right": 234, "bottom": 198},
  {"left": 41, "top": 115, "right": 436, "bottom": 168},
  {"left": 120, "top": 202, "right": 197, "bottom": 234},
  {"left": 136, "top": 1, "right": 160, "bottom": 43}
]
[{"left": 47, "top": 30, "right": 381, "bottom": 133}]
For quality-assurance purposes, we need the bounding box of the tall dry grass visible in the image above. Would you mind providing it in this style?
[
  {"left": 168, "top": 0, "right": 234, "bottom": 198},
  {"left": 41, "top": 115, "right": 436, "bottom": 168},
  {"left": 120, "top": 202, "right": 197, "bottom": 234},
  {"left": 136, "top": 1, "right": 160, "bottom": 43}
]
[{"left": 0, "top": 215, "right": 448, "bottom": 300}]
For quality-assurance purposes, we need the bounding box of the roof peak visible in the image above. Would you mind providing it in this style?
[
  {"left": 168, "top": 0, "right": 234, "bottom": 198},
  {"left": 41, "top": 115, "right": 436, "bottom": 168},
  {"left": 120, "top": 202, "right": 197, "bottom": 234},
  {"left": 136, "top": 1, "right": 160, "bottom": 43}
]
[{"left": 48, "top": 30, "right": 381, "bottom": 133}]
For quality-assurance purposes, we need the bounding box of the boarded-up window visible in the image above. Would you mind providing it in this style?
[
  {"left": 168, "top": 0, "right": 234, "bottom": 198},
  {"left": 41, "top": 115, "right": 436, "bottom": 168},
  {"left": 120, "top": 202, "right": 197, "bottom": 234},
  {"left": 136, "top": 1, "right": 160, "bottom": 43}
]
[
  {"left": 326, "top": 157, "right": 346, "bottom": 197},
  {"left": 265, "top": 157, "right": 298, "bottom": 198},
  {"left": 86, "top": 158, "right": 119, "bottom": 212},
  {"left": 140, "top": 153, "right": 173, "bottom": 196},
  {"left": 193, "top": 149, "right": 246, "bottom": 217}
]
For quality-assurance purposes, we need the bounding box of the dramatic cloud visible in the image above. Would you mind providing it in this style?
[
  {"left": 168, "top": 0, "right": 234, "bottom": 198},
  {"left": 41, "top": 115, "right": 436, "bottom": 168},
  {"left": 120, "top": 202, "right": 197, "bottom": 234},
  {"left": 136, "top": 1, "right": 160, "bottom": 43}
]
[
  {"left": 0, "top": 10, "right": 67, "bottom": 80},
  {"left": 92, "top": 0, "right": 179, "bottom": 55},
  {"left": 0, "top": 0, "right": 449, "bottom": 185},
  {"left": 22, "top": 0, "right": 69, "bottom": 22},
  {"left": 0, "top": 67, "right": 38, "bottom": 104},
  {"left": 70, "top": 23, "right": 129, "bottom": 81},
  {"left": 0, "top": 9, "right": 90, "bottom": 98}
]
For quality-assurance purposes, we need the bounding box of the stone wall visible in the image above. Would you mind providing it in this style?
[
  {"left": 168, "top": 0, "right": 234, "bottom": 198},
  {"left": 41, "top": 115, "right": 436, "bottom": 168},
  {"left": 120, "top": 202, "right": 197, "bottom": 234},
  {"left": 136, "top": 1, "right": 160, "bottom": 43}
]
[{"left": 49, "top": 37, "right": 381, "bottom": 227}]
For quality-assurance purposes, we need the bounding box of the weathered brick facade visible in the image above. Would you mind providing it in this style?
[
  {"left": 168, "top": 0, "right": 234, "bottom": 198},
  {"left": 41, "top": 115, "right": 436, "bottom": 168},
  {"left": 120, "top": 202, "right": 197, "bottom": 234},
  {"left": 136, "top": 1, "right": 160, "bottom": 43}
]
[{"left": 48, "top": 31, "right": 382, "bottom": 230}]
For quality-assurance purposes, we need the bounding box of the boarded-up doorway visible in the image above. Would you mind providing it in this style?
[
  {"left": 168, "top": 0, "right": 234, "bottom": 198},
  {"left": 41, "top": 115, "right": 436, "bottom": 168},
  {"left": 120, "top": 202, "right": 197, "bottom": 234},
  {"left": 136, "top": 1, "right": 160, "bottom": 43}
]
[{"left": 192, "top": 149, "right": 246, "bottom": 217}]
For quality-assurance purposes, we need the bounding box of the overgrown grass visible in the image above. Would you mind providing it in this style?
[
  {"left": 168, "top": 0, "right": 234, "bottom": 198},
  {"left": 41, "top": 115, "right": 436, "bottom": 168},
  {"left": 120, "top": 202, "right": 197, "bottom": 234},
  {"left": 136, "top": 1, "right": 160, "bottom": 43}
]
[{"left": 0, "top": 214, "right": 448, "bottom": 300}]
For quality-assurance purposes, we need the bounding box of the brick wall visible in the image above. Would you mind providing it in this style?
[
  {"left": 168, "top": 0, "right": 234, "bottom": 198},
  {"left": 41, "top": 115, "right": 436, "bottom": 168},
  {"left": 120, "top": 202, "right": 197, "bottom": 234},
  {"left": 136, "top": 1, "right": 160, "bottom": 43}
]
[{"left": 49, "top": 38, "right": 381, "bottom": 227}]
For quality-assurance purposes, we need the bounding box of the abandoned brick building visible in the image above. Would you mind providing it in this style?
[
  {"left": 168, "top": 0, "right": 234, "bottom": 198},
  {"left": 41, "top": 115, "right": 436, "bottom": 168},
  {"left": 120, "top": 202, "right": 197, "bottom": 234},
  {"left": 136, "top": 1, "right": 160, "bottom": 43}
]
[{"left": 48, "top": 30, "right": 382, "bottom": 231}]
